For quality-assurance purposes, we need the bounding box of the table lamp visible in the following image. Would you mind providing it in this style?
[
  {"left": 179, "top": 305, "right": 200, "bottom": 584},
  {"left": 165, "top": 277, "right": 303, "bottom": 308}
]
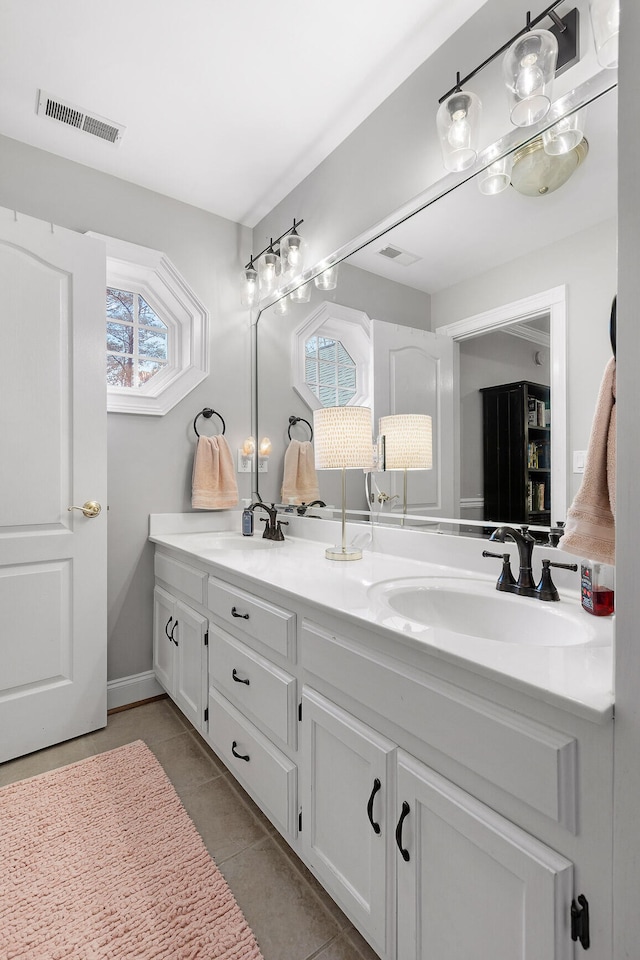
[
  {"left": 378, "top": 414, "right": 433, "bottom": 516},
  {"left": 313, "top": 406, "right": 373, "bottom": 560}
]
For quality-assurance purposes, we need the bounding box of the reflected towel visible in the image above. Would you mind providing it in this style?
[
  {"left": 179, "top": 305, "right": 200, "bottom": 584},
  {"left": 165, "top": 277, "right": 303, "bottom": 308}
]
[
  {"left": 281, "top": 440, "right": 320, "bottom": 505},
  {"left": 562, "top": 358, "right": 616, "bottom": 565},
  {"left": 191, "top": 435, "right": 239, "bottom": 509}
]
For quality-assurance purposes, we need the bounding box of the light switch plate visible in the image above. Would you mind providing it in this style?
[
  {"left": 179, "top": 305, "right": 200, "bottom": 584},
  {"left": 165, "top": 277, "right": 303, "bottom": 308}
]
[{"left": 573, "top": 450, "right": 587, "bottom": 474}]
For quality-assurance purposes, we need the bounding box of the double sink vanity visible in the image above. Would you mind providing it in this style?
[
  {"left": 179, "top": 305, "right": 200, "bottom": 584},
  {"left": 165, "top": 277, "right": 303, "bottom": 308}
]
[{"left": 150, "top": 511, "right": 614, "bottom": 960}]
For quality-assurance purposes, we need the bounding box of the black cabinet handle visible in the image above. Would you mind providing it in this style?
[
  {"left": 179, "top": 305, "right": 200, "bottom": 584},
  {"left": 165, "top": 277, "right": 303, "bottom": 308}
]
[
  {"left": 395, "top": 801, "right": 411, "bottom": 861},
  {"left": 232, "top": 668, "right": 250, "bottom": 685},
  {"left": 164, "top": 616, "right": 173, "bottom": 640},
  {"left": 367, "top": 778, "right": 382, "bottom": 835},
  {"left": 231, "top": 740, "right": 250, "bottom": 762},
  {"left": 170, "top": 620, "right": 179, "bottom": 646},
  {"left": 231, "top": 606, "right": 249, "bottom": 620}
]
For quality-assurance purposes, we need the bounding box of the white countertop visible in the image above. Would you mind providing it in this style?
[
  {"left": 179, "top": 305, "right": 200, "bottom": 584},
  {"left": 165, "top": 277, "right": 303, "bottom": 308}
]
[{"left": 149, "top": 514, "right": 614, "bottom": 723}]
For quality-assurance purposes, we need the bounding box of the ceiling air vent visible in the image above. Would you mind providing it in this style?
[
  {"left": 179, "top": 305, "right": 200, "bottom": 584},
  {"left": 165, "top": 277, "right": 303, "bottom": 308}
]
[
  {"left": 376, "top": 244, "right": 421, "bottom": 267},
  {"left": 37, "top": 90, "right": 125, "bottom": 145}
]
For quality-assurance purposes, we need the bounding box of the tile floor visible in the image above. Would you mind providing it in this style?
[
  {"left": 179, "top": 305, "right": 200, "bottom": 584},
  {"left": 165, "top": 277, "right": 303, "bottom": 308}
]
[{"left": 0, "top": 697, "right": 380, "bottom": 960}]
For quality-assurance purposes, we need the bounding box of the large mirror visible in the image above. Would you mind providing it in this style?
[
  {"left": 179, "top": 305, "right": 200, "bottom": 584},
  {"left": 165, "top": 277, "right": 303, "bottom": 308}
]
[{"left": 254, "top": 80, "right": 617, "bottom": 536}]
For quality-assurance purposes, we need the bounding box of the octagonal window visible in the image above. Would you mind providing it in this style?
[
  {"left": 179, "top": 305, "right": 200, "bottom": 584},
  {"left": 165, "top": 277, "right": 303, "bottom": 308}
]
[
  {"left": 107, "top": 289, "right": 169, "bottom": 388},
  {"left": 304, "top": 335, "right": 357, "bottom": 407}
]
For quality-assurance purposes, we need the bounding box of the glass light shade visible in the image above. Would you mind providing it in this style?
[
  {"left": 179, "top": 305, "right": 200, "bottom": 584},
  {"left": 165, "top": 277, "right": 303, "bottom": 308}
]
[
  {"left": 436, "top": 90, "right": 482, "bottom": 172},
  {"left": 543, "top": 108, "right": 587, "bottom": 156},
  {"left": 503, "top": 29, "right": 558, "bottom": 127},
  {"left": 313, "top": 406, "right": 373, "bottom": 470},
  {"left": 258, "top": 437, "right": 272, "bottom": 457},
  {"left": 478, "top": 155, "right": 514, "bottom": 195},
  {"left": 257, "top": 247, "right": 281, "bottom": 294},
  {"left": 280, "top": 231, "right": 307, "bottom": 276},
  {"left": 379, "top": 415, "right": 433, "bottom": 470},
  {"left": 290, "top": 280, "right": 312, "bottom": 303},
  {"left": 589, "top": 0, "right": 619, "bottom": 68},
  {"left": 242, "top": 436, "right": 256, "bottom": 456},
  {"left": 241, "top": 263, "right": 259, "bottom": 307},
  {"left": 314, "top": 263, "right": 339, "bottom": 291},
  {"left": 274, "top": 296, "right": 289, "bottom": 316}
]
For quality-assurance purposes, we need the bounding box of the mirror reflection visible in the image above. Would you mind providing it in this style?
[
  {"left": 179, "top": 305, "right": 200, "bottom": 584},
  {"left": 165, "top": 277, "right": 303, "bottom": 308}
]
[{"left": 255, "top": 85, "right": 617, "bottom": 535}]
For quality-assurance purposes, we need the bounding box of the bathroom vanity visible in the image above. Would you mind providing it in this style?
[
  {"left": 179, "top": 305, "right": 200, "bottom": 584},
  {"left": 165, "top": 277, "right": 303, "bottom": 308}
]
[{"left": 150, "top": 513, "right": 614, "bottom": 960}]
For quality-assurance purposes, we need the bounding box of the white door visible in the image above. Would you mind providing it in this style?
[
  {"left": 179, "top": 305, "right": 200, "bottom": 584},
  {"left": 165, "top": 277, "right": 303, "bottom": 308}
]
[
  {"left": 0, "top": 207, "right": 107, "bottom": 762},
  {"left": 396, "top": 750, "right": 574, "bottom": 960},
  {"left": 301, "top": 687, "right": 396, "bottom": 958},
  {"left": 174, "top": 599, "right": 208, "bottom": 732},
  {"left": 153, "top": 585, "right": 175, "bottom": 695},
  {"left": 373, "top": 320, "right": 457, "bottom": 518}
]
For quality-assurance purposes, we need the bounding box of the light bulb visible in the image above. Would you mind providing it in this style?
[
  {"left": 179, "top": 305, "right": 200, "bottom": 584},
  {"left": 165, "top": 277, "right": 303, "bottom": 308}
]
[
  {"left": 447, "top": 110, "right": 471, "bottom": 149},
  {"left": 515, "top": 56, "right": 544, "bottom": 99}
]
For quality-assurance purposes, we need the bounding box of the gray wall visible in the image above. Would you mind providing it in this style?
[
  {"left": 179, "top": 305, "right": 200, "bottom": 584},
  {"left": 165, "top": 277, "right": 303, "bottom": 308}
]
[{"left": 0, "top": 135, "right": 251, "bottom": 681}]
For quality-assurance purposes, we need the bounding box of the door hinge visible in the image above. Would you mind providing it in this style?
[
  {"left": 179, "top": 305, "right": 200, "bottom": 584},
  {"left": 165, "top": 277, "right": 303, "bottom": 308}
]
[
  {"left": 298, "top": 810, "right": 302, "bottom": 832},
  {"left": 204, "top": 707, "right": 209, "bottom": 722},
  {"left": 204, "top": 630, "right": 209, "bottom": 646},
  {"left": 298, "top": 701, "right": 303, "bottom": 721},
  {"left": 571, "top": 894, "right": 590, "bottom": 950}
]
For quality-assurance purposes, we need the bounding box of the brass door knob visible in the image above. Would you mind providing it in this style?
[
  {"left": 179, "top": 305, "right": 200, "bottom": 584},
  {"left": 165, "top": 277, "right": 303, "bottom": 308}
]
[{"left": 68, "top": 500, "right": 102, "bottom": 518}]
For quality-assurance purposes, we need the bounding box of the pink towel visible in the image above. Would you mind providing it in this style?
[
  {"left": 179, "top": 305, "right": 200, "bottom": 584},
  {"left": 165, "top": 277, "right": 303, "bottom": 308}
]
[
  {"left": 562, "top": 358, "right": 616, "bottom": 565},
  {"left": 281, "top": 440, "right": 320, "bottom": 504},
  {"left": 191, "top": 435, "right": 239, "bottom": 509}
]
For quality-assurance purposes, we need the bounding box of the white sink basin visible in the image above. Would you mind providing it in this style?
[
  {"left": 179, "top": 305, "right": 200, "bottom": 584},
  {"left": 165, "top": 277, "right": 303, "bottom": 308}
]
[
  {"left": 368, "top": 577, "right": 594, "bottom": 646},
  {"left": 201, "top": 533, "right": 279, "bottom": 550}
]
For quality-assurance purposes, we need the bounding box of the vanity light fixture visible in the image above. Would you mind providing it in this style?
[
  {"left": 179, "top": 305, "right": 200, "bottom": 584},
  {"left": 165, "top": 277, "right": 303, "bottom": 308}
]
[
  {"left": 378, "top": 414, "right": 433, "bottom": 517},
  {"left": 542, "top": 106, "right": 587, "bottom": 155},
  {"left": 241, "top": 219, "right": 305, "bottom": 304},
  {"left": 589, "top": 0, "right": 619, "bottom": 68},
  {"left": 313, "top": 406, "right": 373, "bottom": 561},
  {"left": 290, "top": 280, "right": 312, "bottom": 303},
  {"left": 437, "top": 3, "right": 580, "bottom": 169},
  {"left": 478, "top": 154, "right": 514, "bottom": 195}
]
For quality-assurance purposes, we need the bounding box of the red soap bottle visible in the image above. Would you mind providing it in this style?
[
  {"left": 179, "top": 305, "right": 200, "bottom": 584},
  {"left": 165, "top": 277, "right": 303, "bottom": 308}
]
[{"left": 580, "top": 560, "right": 615, "bottom": 616}]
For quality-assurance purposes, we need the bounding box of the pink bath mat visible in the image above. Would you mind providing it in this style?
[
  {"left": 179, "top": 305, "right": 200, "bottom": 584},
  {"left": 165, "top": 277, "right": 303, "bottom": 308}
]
[{"left": 0, "top": 740, "right": 264, "bottom": 959}]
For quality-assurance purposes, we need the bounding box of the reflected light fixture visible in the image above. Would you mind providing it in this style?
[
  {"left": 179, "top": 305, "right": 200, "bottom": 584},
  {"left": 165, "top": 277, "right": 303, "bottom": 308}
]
[
  {"left": 542, "top": 106, "right": 587, "bottom": 155},
  {"left": 290, "top": 280, "right": 312, "bottom": 303},
  {"left": 314, "top": 263, "right": 339, "bottom": 291},
  {"left": 313, "top": 406, "right": 373, "bottom": 561},
  {"left": 379, "top": 414, "right": 433, "bottom": 517},
  {"left": 589, "top": 0, "right": 619, "bottom": 68},
  {"left": 510, "top": 134, "right": 589, "bottom": 196},
  {"left": 478, "top": 154, "right": 514, "bottom": 195}
]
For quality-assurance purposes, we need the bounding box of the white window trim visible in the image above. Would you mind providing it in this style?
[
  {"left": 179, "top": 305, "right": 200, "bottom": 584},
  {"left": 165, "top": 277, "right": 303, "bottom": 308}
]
[
  {"left": 292, "top": 301, "right": 371, "bottom": 410},
  {"left": 89, "top": 232, "right": 209, "bottom": 415}
]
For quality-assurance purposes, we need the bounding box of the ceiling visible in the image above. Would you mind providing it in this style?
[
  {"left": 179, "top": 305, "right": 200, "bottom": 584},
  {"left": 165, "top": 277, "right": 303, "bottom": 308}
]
[{"left": 0, "top": 0, "right": 487, "bottom": 227}]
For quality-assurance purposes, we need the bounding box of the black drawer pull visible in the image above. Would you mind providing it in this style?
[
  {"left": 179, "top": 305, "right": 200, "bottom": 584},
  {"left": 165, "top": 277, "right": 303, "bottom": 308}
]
[
  {"left": 231, "top": 740, "right": 250, "bottom": 762},
  {"left": 232, "top": 668, "right": 250, "bottom": 685},
  {"left": 367, "top": 778, "right": 382, "bottom": 834},
  {"left": 164, "top": 616, "right": 173, "bottom": 640},
  {"left": 395, "top": 801, "right": 411, "bottom": 861},
  {"left": 170, "top": 620, "right": 179, "bottom": 646},
  {"left": 231, "top": 606, "right": 250, "bottom": 620}
]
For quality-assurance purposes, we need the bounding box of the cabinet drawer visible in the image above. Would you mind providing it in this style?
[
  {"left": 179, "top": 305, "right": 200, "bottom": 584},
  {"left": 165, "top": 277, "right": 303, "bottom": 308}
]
[
  {"left": 208, "top": 576, "right": 296, "bottom": 661},
  {"left": 302, "top": 620, "right": 577, "bottom": 832},
  {"left": 208, "top": 688, "right": 297, "bottom": 838},
  {"left": 154, "top": 553, "right": 206, "bottom": 605},
  {"left": 209, "top": 626, "right": 297, "bottom": 747}
]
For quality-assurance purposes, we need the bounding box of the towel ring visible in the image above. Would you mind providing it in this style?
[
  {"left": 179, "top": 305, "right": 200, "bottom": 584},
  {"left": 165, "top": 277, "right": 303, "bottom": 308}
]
[
  {"left": 610, "top": 295, "right": 617, "bottom": 359},
  {"left": 288, "top": 415, "right": 313, "bottom": 442},
  {"left": 194, "top": 407, "right": 226, "bottom": 438}
]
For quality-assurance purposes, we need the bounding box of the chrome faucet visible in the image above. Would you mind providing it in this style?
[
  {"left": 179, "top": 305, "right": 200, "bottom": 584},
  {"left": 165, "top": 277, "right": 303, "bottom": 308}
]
[
  {"left": 484, "top": 524, "right": 577, "bottom": 601},
  {"left": 249, "top": 502, "right": 288, "bottom": 540}
]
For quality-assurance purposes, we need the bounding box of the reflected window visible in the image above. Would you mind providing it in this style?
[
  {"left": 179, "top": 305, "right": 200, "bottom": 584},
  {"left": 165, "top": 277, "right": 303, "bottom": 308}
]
[
  {"left": 304, "top": 335, "right": 357, "bottom": 407},
  {"left": 107, "top": 289, "right": 168, "bottom": 388}
]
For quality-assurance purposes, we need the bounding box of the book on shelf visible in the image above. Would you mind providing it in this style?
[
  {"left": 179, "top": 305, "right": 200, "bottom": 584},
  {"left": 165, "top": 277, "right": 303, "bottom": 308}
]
[
  {"left": 536, "top": 399, "right": 546, "bottom": 426},
  {"left": 527, "top": 397, "right": 537, "bottom": 425}
]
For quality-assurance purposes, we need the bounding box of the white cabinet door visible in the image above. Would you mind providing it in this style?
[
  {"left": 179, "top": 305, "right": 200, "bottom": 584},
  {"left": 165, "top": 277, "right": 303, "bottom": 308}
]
[
  {"left": 301, "top": 688, "right": 396, "bottom": 959},
  {"left": 174, "top": 599, "right": 208, "bottom": 731},
  {"left": 153, "top": 585, "right": 175, "bottom": 695},
  {"left": 153, "top": 587, "right": 208, "bottom": 732},
  {"left": 396, "top": 750, "right": 574, "bottom": 960},
  {"left": 0, "top": 209, "right": 107, "bottom": 762}
]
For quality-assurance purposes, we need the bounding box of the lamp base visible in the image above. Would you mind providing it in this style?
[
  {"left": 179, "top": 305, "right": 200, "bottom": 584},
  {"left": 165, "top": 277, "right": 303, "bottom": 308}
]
[{"left": 325, "top": 545, "right": 362, "bottom": 562}]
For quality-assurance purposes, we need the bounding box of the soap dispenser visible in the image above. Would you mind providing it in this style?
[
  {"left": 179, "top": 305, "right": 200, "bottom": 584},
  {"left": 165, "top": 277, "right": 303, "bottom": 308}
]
[{"left": 241, "top": 499, "right": 254, "bottom": 537}]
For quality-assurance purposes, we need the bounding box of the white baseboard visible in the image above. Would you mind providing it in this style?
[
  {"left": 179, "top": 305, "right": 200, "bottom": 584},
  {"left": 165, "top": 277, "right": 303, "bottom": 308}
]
[{"left": 107, "top": 670, "right": 165, "bottom": 710}]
